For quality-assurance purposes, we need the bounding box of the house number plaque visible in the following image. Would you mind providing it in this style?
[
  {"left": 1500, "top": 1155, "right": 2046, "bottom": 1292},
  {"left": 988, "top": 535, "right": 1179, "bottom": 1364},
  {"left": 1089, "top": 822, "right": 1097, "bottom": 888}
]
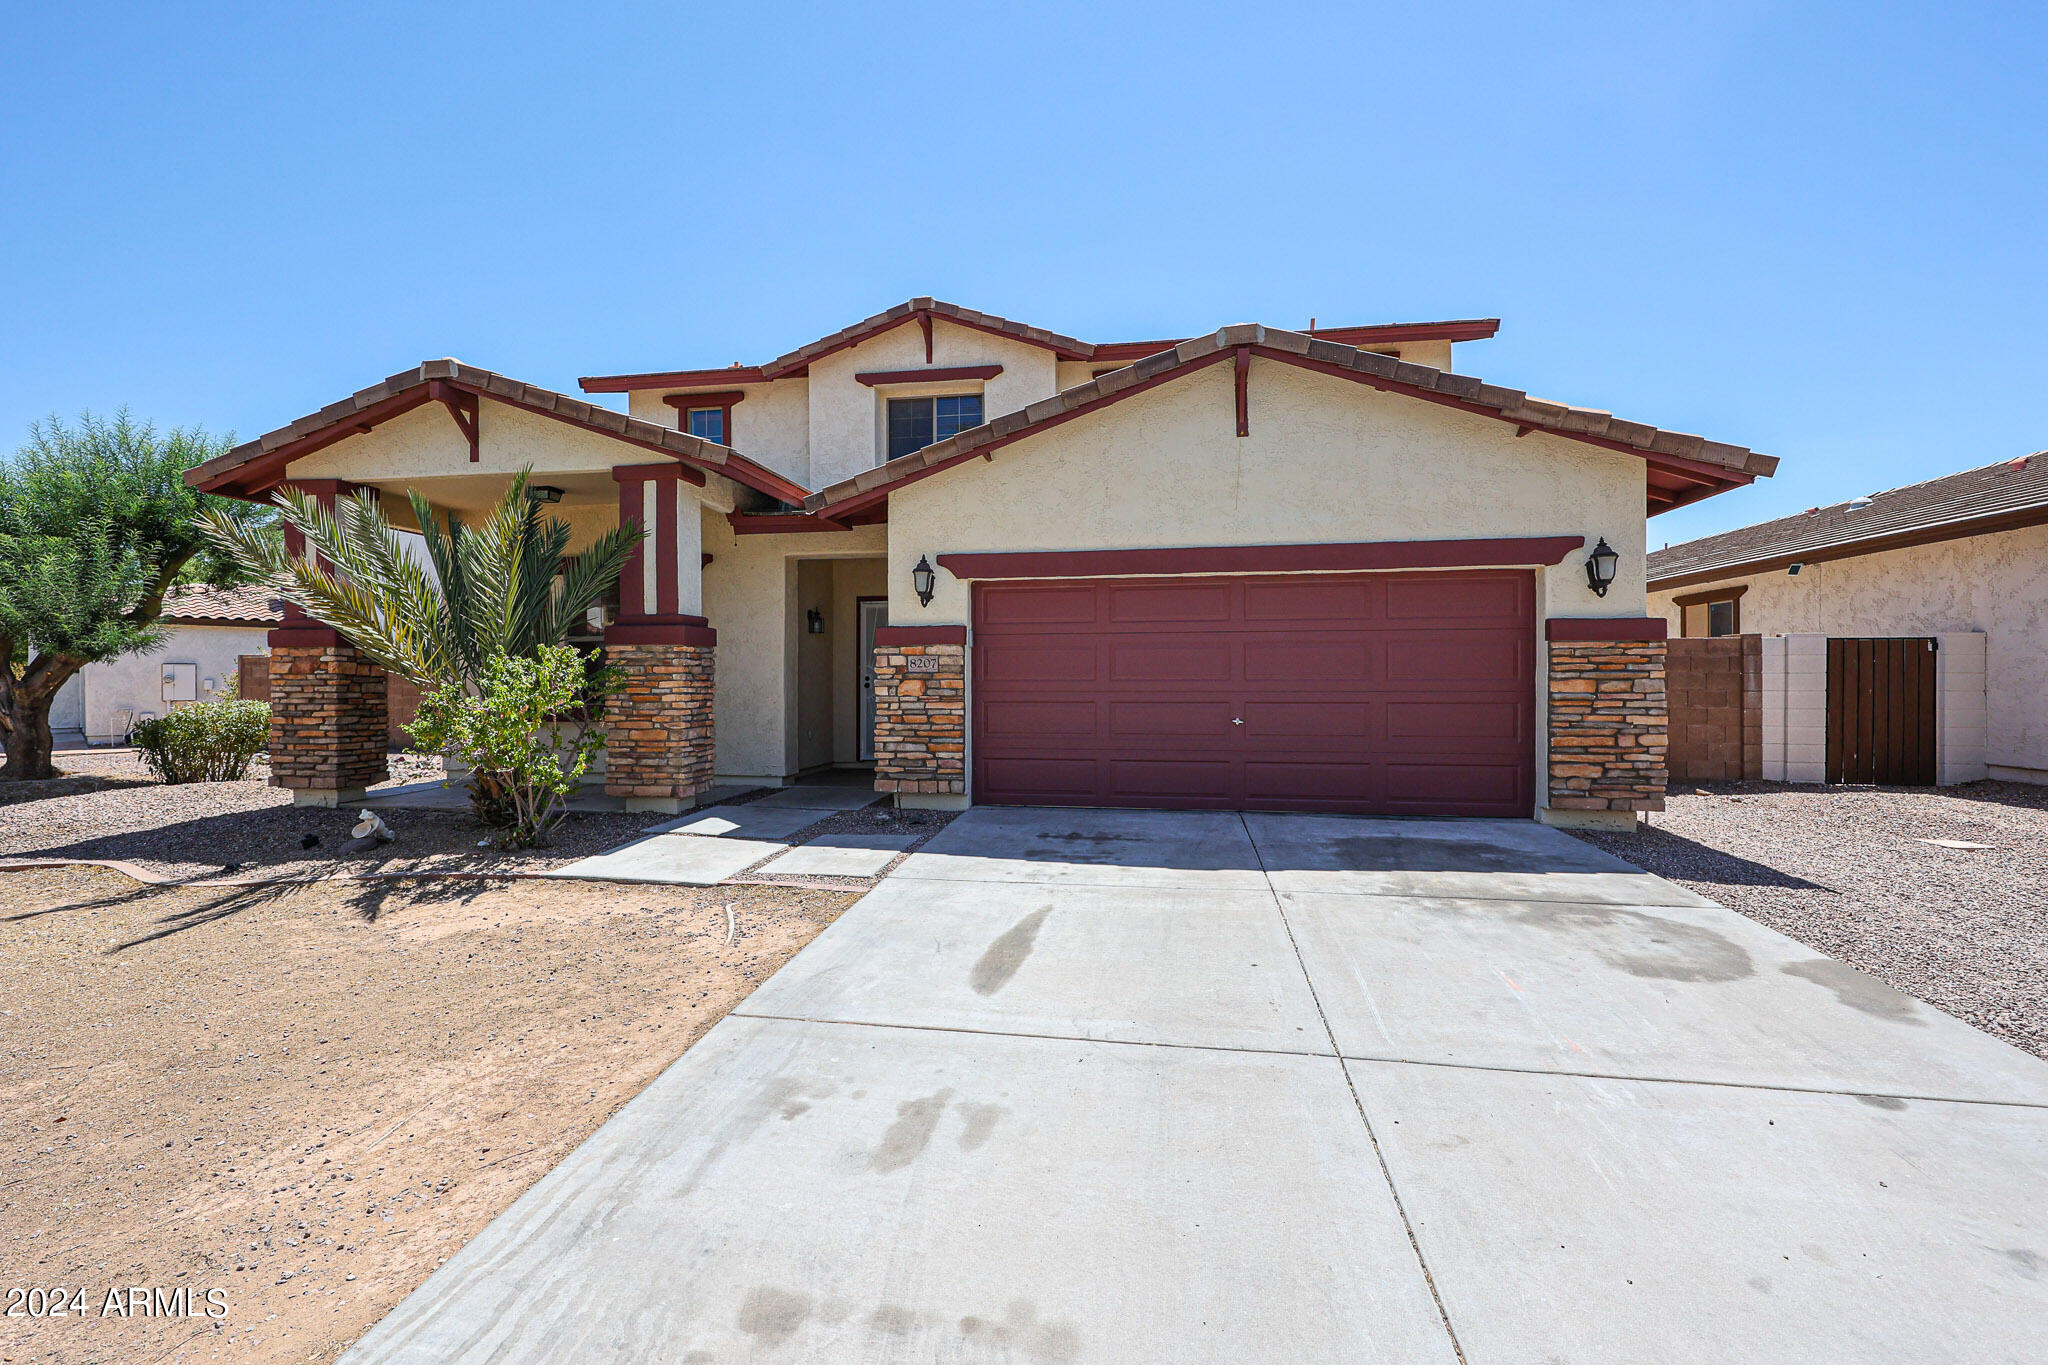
[{"left": 904, "top": 656, "right": 943, "bottom": 675}]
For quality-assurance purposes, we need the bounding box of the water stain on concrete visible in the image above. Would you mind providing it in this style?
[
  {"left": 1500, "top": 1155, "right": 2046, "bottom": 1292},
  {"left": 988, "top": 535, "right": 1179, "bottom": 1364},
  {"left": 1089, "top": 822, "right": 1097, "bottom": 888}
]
[
  {"left": 1854, "top": 1094, "right": 1910, "bottom": 1111},
  {"left": 870, "top": 1304, "right": 917, "bottom": 1335},
  {"left": 1781, "top": 959, "right": 1925, "bottom": 1024},
  {"left": 955, "top": 1101, "right": 1006, "bottom": 1151},
  {"left": 737, "top": 1286, "right": 812, "bottom": 1346},
  {"left": 871, "top": 1087, "right": 954, "bottom": 1173},
  {"left": 972, "top": 908, "right": 1051, "bottom": 995},
  {"left": 1506, "top": 903, "right": 1754, "bottom": 983},
  {"left": 1997, "top": 1247, "right": 2043, "bottom": 1279},
  {"left": 1747, "top": 1276, "right": 1773, "bottom": 1295},
  {"left": 1021, "top": 831, "right": 1149, "bottom": 864},
  {"left": 958, "top": 1299, "right": 1081, "bottom": 1363}
]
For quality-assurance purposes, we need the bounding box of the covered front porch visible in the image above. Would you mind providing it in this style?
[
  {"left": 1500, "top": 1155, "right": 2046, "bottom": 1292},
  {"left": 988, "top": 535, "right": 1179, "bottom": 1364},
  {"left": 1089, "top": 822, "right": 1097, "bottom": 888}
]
[{"left": 185, "top": 360, "right": 893, "bottom": 814}]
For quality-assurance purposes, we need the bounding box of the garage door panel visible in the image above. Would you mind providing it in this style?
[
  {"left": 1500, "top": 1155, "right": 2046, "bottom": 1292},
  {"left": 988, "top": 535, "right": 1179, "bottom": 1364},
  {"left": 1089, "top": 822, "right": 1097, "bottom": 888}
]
[
  {"left": 1242, "top": 639, "right": 1371, "bottom": 683},
  {"left": 1242, "top": 578, "right": 1377, "bottom": 623},
  {"left": 1105, "top": 582, "right": 1233, "bottom": 624},
  {"left": 1108, "top": 642, "right": 1233, "bottom": 683},
  {"left": 1108, "top": 700, "right": 1236, "bottom": 738},
  {"left": 980, "top": 699, "right": 1100, "bottom": 738},
  {"left": 1383, "top": 635, "right": 1527, "bottom": 685},
  {"left": 1240, "top": 701, "right": 1373, "bottom": 740},
  {"left": 978, "top": 641, "right": 1099, "bottom": 683},
  {"left": 1386, "top": 574, "right": 1531, "bottom": 622},
  {"left": 974, "top": 571, "right": 1534, "bottom": 817},
  {"left": 1384, "top": 700, "right": 1526, "bottom": 743},
  {"left": 977, "top": 584, "right": 1099, "bottom": 627}
]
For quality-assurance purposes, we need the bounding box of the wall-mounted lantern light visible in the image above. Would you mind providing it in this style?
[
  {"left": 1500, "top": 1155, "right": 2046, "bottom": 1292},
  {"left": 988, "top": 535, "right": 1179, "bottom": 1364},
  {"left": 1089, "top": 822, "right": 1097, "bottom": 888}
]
[
  {"left": 806, "top": 608, "right": 825, "bottom": 635},
  {"left": 1584, "top": 537, "right": 1619, "bottom": 597},
  {"left": 530, "top": 484, "right": 565, "bottom": 503},
  {"left": 911, "top": 555, "right": 937, "bottom": 607}
]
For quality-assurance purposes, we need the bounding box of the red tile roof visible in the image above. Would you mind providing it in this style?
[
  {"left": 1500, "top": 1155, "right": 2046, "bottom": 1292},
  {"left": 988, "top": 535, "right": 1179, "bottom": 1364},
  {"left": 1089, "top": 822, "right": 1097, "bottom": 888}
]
[{"left": 160, "top": 582, "right": 286, "bottom": 626}]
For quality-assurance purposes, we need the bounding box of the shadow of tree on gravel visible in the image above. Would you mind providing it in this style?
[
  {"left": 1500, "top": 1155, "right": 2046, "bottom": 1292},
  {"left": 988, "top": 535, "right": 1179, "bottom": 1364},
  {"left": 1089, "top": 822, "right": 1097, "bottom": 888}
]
[
  {"left": 109, "top": 880, "right": 314, "bottom": 952},
  {"left": 1571, "top": 824, "right": 1835, "bottom": 892},
  {"left": 341, "top": 876, "right": 505, "bottom": 924}
]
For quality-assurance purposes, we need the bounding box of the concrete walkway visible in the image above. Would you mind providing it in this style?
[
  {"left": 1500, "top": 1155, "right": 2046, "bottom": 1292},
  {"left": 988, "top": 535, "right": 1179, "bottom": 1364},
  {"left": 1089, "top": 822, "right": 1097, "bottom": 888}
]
[{"left": 344, "top": 808, "right": 2048, "bottom": 1363}]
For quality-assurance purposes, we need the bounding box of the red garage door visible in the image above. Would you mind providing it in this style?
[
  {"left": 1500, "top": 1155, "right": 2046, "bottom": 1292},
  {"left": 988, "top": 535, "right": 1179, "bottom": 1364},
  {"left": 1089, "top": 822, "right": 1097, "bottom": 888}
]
[{"left": 972, "top": 570, "right": 1536, "bottom": 817}]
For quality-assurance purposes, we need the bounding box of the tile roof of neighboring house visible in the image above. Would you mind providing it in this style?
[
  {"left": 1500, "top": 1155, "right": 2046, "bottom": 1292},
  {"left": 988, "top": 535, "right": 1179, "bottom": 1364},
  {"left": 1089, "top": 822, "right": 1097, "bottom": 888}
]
[
  {"left": 185, "top": 360, "right": 811, "bottom": 506},
  {"left": 801, "top": 323, "right": 1777, "bottom": 519},
  {"left": 1647, "top": 453, "right": 2048, "bottom": 590},
  {"left": 577, "top": 298, "right": 1501, "bottom": 392},
  {"left": 160, "top": 582, "right": 286, "bottom": 626}
]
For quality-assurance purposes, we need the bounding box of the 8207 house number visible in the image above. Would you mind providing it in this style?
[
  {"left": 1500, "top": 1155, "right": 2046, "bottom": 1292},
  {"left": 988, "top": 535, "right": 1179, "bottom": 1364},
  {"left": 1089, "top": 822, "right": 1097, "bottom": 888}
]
[{"left": 904, "top": 656, "right": 943, "bottom": 674}]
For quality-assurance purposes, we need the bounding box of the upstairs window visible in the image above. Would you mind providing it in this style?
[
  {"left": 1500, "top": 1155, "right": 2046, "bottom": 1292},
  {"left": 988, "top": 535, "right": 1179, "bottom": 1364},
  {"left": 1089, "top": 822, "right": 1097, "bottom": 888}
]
[
  {"left": 685, "top": 407, "right": 725, "bottom": 444},
  {"left": 887, "top": 394, "right": 983, "bottom": 461}
]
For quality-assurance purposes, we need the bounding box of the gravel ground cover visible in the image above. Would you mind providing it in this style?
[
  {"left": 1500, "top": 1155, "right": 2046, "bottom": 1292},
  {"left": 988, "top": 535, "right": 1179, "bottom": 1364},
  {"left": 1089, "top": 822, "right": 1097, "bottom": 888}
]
[
  {"left": 1573, "top": 780, "right": 2048, "bottom": 1060},
  {"left": 0, "top": 864, "right": 858, "bottom": 1364},
  {"left": 0, "top": 752, "right": 649, "bottom": 881}
]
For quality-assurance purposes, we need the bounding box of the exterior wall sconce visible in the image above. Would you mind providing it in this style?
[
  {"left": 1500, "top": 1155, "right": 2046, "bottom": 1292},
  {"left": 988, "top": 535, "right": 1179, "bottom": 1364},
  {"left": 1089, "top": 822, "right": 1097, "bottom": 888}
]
[
  {"left": 1584, "top": 537, "right": 1620, "bottom": 597},
  {"left": 530, "top": 484, "right": 565, "bottom": 503},
  {"left": 911, "top": 555, "right": 937, "bottom": 607},
  {"left": 806, "top": 608, "right": 825, "bottom": 635}
]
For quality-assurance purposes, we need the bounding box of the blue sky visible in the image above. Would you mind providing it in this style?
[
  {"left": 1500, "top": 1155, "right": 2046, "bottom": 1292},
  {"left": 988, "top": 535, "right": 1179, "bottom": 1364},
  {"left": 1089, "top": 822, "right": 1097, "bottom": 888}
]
[{"left": 3, "top": 1, "right": 2042, "bottom": 546}]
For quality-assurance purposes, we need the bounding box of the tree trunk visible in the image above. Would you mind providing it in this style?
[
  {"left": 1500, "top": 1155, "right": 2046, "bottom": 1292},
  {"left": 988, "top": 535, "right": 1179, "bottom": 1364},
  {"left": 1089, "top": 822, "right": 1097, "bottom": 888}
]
[{"left": 0, "top": 695, "right": 58, "bottom": 781}]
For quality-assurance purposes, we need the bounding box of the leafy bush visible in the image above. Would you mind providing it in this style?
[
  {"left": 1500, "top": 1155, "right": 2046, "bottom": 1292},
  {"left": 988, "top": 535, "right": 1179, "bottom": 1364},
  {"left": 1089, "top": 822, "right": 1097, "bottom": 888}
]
[
  {"left": 406, "top": 644, "right": 614, "bottom": 847},
  {"left": 132, "top": 697, "right": 271, "bottom": 784}
]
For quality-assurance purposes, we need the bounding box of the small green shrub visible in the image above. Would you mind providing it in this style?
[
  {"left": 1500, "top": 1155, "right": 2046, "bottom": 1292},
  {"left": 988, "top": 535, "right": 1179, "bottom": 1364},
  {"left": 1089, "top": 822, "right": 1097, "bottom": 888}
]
[{"left": 132, "top": 698, "right": 271, "bottom": 784}]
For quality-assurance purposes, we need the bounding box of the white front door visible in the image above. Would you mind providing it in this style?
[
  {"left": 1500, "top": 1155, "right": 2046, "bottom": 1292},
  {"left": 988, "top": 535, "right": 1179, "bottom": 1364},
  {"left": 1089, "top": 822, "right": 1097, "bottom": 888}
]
[{"left": 858, "top": 599, "right": 888, "bottom": 761}]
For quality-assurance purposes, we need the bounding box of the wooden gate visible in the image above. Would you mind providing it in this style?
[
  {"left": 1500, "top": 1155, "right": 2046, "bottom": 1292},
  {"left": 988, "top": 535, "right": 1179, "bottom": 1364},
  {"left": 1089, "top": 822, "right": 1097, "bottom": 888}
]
[{"left": 1826, "top": 638, "right": 1936, "bottom": 785}]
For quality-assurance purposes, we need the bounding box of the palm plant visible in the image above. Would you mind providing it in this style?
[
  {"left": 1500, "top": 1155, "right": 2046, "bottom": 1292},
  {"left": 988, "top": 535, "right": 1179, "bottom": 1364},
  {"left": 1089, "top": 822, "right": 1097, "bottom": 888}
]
[{"left": 203, "top": 469, "right": 642, "bottom": 819}]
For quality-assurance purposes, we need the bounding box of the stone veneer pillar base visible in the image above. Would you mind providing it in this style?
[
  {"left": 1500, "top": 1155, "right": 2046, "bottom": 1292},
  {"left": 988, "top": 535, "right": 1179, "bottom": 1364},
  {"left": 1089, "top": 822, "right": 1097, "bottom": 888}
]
[
  {"left": 872, "top": 639, "right": 966, "bottom": 801},
  {"left": 266, "top": 640, "right": 389, "bottom": 806},
  {"left": 1547, "top": 639, "right": 1668, "bottom": 816},
  {"left": 603, "top": 637, "right": 716, "bottom": 815}
]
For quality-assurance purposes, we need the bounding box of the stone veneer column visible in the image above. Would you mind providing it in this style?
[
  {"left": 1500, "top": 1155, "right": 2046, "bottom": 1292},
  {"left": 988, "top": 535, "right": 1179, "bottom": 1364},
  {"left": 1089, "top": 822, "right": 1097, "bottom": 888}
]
[
  {"left": 603, "top": 625, "right": 717, "bottom": 814},
  {"left": 265, "top": 633, "right": 389, "bottom": 806},
  {"left": 1544, "top": 621, "right": 1669, "bottom": 825},
  {"left": 872, "top": 627, "right": 966, "bottom": 801}
]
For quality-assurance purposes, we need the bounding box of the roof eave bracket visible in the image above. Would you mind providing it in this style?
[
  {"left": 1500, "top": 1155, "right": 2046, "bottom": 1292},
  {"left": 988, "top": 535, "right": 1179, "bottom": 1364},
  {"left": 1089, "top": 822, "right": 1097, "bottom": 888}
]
[{"left": 428, "top": 380, "right": 480, "bottom": 462}]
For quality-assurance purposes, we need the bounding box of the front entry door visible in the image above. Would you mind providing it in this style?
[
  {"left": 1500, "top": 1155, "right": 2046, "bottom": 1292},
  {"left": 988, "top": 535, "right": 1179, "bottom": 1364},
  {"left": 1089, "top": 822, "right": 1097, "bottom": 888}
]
[{"left": 858, "top": 598, "right": 889, "bottom": 761}]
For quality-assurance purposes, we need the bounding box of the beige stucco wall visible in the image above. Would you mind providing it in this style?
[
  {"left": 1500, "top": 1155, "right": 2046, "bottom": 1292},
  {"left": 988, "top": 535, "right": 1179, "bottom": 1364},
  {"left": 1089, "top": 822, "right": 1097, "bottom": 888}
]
[
  {"left": 628, "top": 379, "right": 812, "bottom": 489},
  {"left": 700, "top": 509, "right": 887, "bottom": 781},
  {"left": 805, "top": 319, "right": 1062, "bottom": 492},
  {"left": 80, "top": 625, "right": 270, "bottom": 744},
  {"left": 885, "top": 356, "right": 1647, "bottom": 625},
  {"left": 1648, "top": 521, "right": 2048, "bottom": 778}
]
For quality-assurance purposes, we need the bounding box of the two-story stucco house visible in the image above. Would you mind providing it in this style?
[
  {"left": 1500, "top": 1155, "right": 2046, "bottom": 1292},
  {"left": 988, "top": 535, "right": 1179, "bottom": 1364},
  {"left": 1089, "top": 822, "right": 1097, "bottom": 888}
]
[{"left": 186, "top": 299, "right": 1776, "bottom": 829}]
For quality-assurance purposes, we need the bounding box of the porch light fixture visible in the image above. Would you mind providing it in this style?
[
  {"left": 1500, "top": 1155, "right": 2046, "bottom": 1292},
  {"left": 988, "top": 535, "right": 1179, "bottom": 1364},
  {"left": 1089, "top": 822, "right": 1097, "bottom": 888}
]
[
  {"left": 806, "top": 608, "right": 825, "bottom": 635},
  {"left": 530, "top": 484, "right": 565, "bottom": 504},
  {"left": 1584, "top": 537, "right": 1620, "bottom": 597},
  {"left": 911, "top": 555, "right": 937, "bottom": 607}
]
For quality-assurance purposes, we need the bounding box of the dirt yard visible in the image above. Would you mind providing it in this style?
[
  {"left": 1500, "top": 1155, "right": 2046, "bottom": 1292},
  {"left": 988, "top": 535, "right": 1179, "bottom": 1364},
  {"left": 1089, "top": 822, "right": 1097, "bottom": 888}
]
[
  {"left": 1574, "top": 780, "right": 2048, "bottom": 1060},
  {"left": 0, "top": 865, "right": 859, "bottom": 1364}
]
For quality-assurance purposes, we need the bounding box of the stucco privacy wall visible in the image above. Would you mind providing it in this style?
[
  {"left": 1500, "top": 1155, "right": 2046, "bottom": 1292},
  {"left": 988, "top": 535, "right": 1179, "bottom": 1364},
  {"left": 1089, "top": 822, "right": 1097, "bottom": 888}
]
[
  {"left": 79, "top": 625, "right": 270, "bottom": 743},
  {"left": 629, "top": 379, "right": 812, "bottom": 489},
  {"left": 700, "top": 509, "right": 888, "bottom": 782},
  {"left": 885, "top": 357, "right": 1648, "bottom": 624},
  {"left": 806, "top": 319, "right": 1061, "bottom": 491},
  {"left": 1648, "top": 521, "right": 2048, "bottom": 779}
]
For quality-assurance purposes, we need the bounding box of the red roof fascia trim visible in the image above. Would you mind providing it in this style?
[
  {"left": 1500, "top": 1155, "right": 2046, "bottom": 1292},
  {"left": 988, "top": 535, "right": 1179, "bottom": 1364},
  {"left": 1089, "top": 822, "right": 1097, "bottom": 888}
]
[
  {"left": 855, "top": 365, "right": 1003, "bottom": 387},
  {"left": 579, "top": 367, "right": 767, "bottom": 393},
  {"left": 195, "top": 388, "right": 436, "bottom": 494},
  {"left": 717, "top": 454, "right": 811, "bottom": 507},
  {"left": 820, "top": 350, "right": 1237, "bottom": 518},
  {"left": 937, "top": 537, "right": 1585, "bottom": 580},
  {"left": 1645, "top": 501, "right": 2048, "bottom": 591},
  {"left": 1087, "top": 319, "right": 1502, "bottom": 364},
  {"left": 661, "top": 390, "right": 748, "bottom": 408},
  {"left": 726, "top": 513, "right": 852, "bottom": 534},
  {"left": 1251, "top": 348, "right": 1759, "bottom": 494},
  {"left": 1545, "top": 617, "right": 1669, "bottom": 642},
  {"left": 875, "top": 625, "right": 966, "bottom": 646}
]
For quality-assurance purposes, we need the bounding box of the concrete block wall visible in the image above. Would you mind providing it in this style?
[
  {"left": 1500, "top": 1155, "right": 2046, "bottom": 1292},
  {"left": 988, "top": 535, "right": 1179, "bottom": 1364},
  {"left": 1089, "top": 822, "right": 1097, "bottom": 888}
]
[
  {"left": 1779, "top": 634, "right": 1829, "bottom": 784},
  {"left": 1936, "top": 632, "right": 1990, "bottom": 785}
]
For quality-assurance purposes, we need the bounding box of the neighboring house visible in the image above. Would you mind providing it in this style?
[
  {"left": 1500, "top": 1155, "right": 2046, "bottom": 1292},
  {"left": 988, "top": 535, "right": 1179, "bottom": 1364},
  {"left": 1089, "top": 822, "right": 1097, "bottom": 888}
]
[
  {"left": 52, "top": 583, "right": 282, "bottom": 745},
  {"left": 1647, "top": 453, "right": 2048, "bottom": 785},
  {"left": 186, "top": 298, "right": 1776, "bottom": 827}
]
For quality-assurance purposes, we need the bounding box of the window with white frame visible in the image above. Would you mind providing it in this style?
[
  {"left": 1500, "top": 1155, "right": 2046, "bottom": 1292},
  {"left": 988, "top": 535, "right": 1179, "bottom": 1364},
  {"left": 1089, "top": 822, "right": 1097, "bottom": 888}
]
[{"left": 886, "top": 394, "right": 982, "bottom": 461}]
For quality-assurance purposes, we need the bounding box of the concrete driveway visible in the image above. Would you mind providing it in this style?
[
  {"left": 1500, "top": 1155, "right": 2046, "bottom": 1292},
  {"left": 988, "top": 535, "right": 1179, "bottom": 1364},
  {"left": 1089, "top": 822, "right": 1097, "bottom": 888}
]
[{"left": 345, "top": 808, "right": 2048, "bottom": 1363}]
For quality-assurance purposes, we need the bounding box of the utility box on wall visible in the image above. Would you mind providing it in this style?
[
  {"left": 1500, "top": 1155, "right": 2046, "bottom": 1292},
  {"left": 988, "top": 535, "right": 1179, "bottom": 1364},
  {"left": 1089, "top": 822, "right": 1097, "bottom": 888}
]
[{"left": 159, "top": 662, "right": 198, "bottom": 704}]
